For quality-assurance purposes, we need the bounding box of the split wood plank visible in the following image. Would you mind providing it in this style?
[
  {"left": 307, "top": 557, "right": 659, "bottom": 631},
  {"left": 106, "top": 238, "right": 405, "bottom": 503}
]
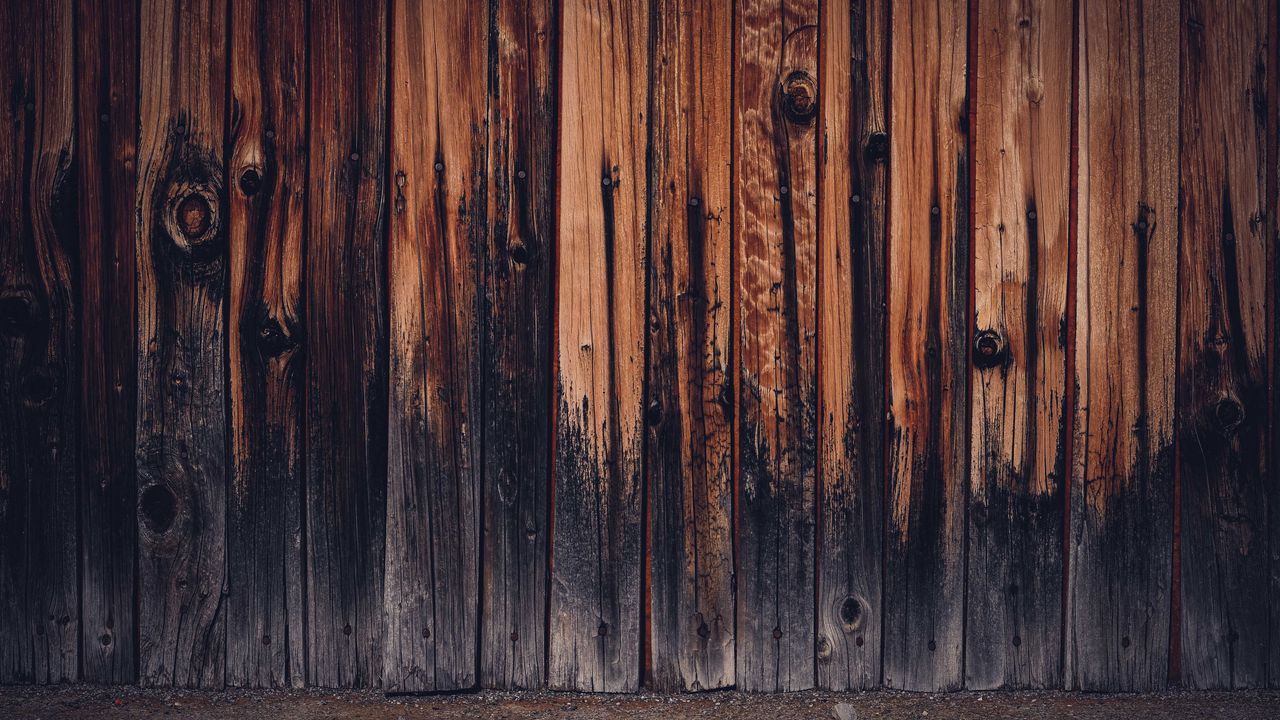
[
  {"left": 734, "top": 0, "right": 819, "bottom": 693},
  {"left": 883, "top": 0, "right": 970, "bottom": 693},
  {"left": 1176, "top": 0, "right": 1272, "bottom": 690},
  {"left": 227, "top": 0, "right": 307, "bottom": 688},
  {"left": 135, "top": 0, "right": 230, "bottom": 689},
  {"left": 816, "top": 0, "right": 888, "bottom": 692},
  {"left": 549, "top": 0, "right": 649, "bottom": 693},
  {"left": 646, "top": 0, "right": 735, "bottom": 693},
  {"left": 385, "top": 0, "right": 485, "bottom": 693},
  {"left": 305, "top": 0, "right": 389, "bottom": 689},
  {"left": 1068, "top": 0, "right": 1178, "bottom": 692},
  {"left": 966, "top": 0, "right": 1072, "bottom": 690},
  {"left": 0, "top": 0, "right": 79, "bottom": 685}
]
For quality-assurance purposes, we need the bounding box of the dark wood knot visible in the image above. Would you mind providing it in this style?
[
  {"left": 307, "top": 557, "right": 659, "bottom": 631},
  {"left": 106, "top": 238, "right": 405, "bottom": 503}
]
[
  {"left": 238, "top": 167, "right": 263, "bottom": 196},
  {"left": 21, "top": 368, "right": 57, "bottom": 406},
  {"left": 839, "top": 596, "right": 864, "bottom": 631},
  {"left": 1214, "top": 397, "right": 1244, "bottom": 433},
  {"left": 597, "top": 622, "right": 609, "bottom": 637},
  {"left": 973, "top": 329, "right": 1006, "bottom": 369},
  {"left": 645, "top": 400, "right": 663, "bottom": 426},
  {"left": 255, "top": 315, "right": 297, "bottom": 358},
  {"left": 772, "top": 626, "right": 783, "bottom": 640},
  {"left": 139, "top": 483, "right": 177, "bottom": 534},
  {"left": 163, "top": 180, "right": 222, "bottom": 259},
  {"left": 0, "top": 290, "right": 37, "bottom": 337},
  {"left": 508, "top": 240, "right": 531, "bottom": 266},
  {"left": 864, "top": 132, "right": 889, "bottom": 162},
  {"left": 781, "top": 70, "right": 817, "bottom": 124},
  {"left": 817, "top": 634, "right": 832, "bottom": 660}
]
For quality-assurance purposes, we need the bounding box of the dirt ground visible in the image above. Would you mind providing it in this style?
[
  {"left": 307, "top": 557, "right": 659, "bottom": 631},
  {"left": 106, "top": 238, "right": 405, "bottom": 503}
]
[{"left": 2, "top": 686, "right": 1278, "bottom": 720}]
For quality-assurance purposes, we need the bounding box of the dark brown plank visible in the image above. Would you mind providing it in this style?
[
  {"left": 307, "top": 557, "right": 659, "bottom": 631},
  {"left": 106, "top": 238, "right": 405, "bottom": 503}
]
[
  {"left": 647, "top": 0, "right": 735, "bottom": 693},
  {"left": 966, "top": 0, "right": 1072, "bottom": 690},
  {"left": 549, "top": 0, "right": 649, "bottom": 693},
  {"left": 1067, "top": 0, "right": 1178, "bottom": 692},
  {"left": 1176, "top": 0, "right": 1272, "bottom": 690},
  {"left": 135, "top": 0, "right": 229, "bottom": 689},
  {"left": 1271, "top": 0, "right": 1280, "bottom": 692},
  {"left": 481, "top": 0, "right": 557, "bottom": 690},
  {"left": 0, "top": 0, "right": 79, "bottom": 685},
  {"left": 883, "top": 0, "right": 969, "bottom": 692},
  {"left": 816, "top": 0, "right": 887, "bottom": 692},
  {"left": 227, "top": 0, "right": 307, "bottom": 688},
  {"left": 305, "top": 0, "right": 388, "bottom": 689},
  {"left": 385, "top": 0, "right": 484, "bottom": 692},
  {"left": 734, "top": 0, "right": 819, "bottom": 693}
]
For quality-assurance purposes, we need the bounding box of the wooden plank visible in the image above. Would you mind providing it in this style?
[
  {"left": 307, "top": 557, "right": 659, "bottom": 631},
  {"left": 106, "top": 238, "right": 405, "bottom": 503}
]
[
  {"left": 0, "top": 0, "right": 79, "bottom": 685},
  {"left": 306, "top": 0, "right": 388, "bottom": 689},
  {"left": 883, "top": 0, "right": 969, "bottom": 693},
  {"left": 1068, "top": 0, "right": 1178, "bottom": 692},
  {"left": 966, "top": 0, "right": 1072, "bottom": 690},
  {"left": 227, "top": 0, "right": 307, "bottom": 688},
  {"left": 1271, "top": 0, "right": 1280, "bottom": 692},
  {"left": 549, "top": 0, "right": 649, "bottom": 693},
  {"left": 1176, "top": 0, "right": 1272, "bottom": 690},
  {"left": 816, "top": 0, "right": 887, "bottom": 692},
  {"left": 135, "top": 0, "right": 229, "bottom": 689},
  {"left": 75, "top": 0, "right": 140, "bottom": 685},
  {"left": 480, "top": 0, "right": 557, "bottom": 690},
  {"left": 385, "top": 0, "right": 485, "bottom": 693},
  {"left": 646, "top": 0, "right": 735, "bottom": 693},
  {"left": 734, "top": 0, "right": 819, "bottom": 693}
]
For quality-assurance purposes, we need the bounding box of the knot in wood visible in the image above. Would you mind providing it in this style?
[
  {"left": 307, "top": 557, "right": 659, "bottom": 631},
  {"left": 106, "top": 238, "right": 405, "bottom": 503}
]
[
  {"left": 163, "top": 179, "right": 223, "bottom": 259},
  {"left": 1214, "top": 396, "right": 1244, "bottom": 433},
  {"left": 645, "top": 400, "right": 663, "bottom": 426},
  {"left": 781, "top": 70, "right": 817, "bottom": 123},
  {"left": 21, "top": 368, "right": 57, "bottom": 406},
  {"left": 508, "top": 240, "right": 530, "bottom": 266},
  {"left": 0, "top": 290, "right": 37, "bottom": 337},
  {"left": 256, "top": 315, "right": 297, "bottom": 358},
  {"left": 140, "top": 483, "right": 178, "bottom": 534},
  {"left": 864, "top": 132, "right": 889, "bottom": 162},
  {"left": 838, "top": 596, "right": 863, "bottom": 631},
  {"left": 238, "top": 167, "right": 263, "bottom": 196},
  {"left": 973, "top": 329, "right": 1006, "bottom": 369}
]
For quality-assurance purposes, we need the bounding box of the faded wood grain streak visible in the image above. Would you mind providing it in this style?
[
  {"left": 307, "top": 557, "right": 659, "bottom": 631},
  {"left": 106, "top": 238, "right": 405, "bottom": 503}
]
[
  {"left": 1068, "top": 0, "right": 1178, "bottom": 692},
  {"left": 966, "top": 0, "right": 1071, "bottom": 690},
  {"left": 1270, "top": 0, "right": 1280, "bottom": 692},
  {"left": 550, "top": 0, "right": 649, "bottom": 693},
  {"left": 1176, "top": 0, "right": 1272, "bottom": 690},
  {"left": 305, "top": 0, "right": 389, "bottom": 689},
  {"left": 816, "top": 0, "right": 887, "bottom": 692},
  {"left": 0, "top": 0, "right": 79, "bottom": 685},
  {"left": 883, "top": 0, "right": 969, "bottom": 693},
  {"left": 646, "top": 0, "right": 735, "bottom": 693},
  {"left": 734, "top": 0, "right": 818, "bottom": 693},
  {"left": 227, "top": 0, "right": 307, "bottom": 688}
]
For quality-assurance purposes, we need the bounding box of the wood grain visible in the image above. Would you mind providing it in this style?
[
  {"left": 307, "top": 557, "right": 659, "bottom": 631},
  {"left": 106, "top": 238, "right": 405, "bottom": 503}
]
[
  {"left": 549, "top": 0, "right": 649, "bottom": 693},
  {"left": 1176, "top": 0, "right": 1272, "bottom": 690},
  {"left": 305, "top": 0, "right": 389, "bottom": 689},
  {"left": 646, "top": 0, "right": 735, "bottom": 693},
  {"left": 1068, "top": 0, "right": 1178, "bottom": 692},
  {"left": 816, "top": 0, "right": 887, "bottom": 692},
  {"left": 883, "top": 0, "right": 969, "bottom": 693},
  {"left": 227, "top": 0, "right": 307, "bottom": 688},
  {"left": 966, "top": 0, "right": 1072, "bottom": 690},
  {"left": 0, "top": 0, "right": 79, "bottom": 685}
]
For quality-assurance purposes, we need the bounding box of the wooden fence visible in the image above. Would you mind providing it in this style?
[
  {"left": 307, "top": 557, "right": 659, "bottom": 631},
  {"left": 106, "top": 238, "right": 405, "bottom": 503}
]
[{"left": 1, "top": 0, "right": 1277, "bottom": 694}]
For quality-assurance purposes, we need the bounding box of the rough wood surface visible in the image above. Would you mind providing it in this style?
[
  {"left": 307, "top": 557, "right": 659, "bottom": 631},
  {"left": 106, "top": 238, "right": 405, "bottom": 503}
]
[
  {"left": 1176, "top": 0, "right": 1272, "bottom": 690},
  {"left": 549, "top": 0, "right": 648, "bottom": 693},
  {"left": 227, "top": 0, "right": 307, "bottom": 689},
  {"left": 0, "top": 0, "right": 79, "bottom": 685},
  {"left": 480, "top": 0, "right": 557, "bottom": 691},
  {"left": 883, "top": 0, "right": 969, "bottom": 693},
  {"left": 816, "top": 0, "right": 887, "bottom": 692},
  {"left": 646, "top": 0, "right": 735, "bottom": 693},
  {"left": 305, "top": 0, "right": 389, "bottom": 690},
  {"left": 966, "top": 0, "right": 1071, "bottom": 690},
  {"left": 1068, "top": 0, "right": 1178, "bottom": 692}
]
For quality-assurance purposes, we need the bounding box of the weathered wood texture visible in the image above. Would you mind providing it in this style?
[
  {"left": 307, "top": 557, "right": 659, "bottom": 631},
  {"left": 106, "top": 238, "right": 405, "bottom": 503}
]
[
  {"left": 1176, "top": 0, "right": 1272, "bottom": 690},
  {"left": 550, "top": 0, "right": 649, "bottom": 693},
  {"left": 816, "top": 0, "right": 886, "bottom": 692},
  {"left": 1068, "top": 0, "right": 1178, "bottom": 692},
  {"left": 481, "top": 0, "right": 557, "bottom": 691},
  {"left": 967, "top": 0, "right": 1072, "bottom": 690},
  {"left": 883, "top": 0, "right": 969, "bottom": 693},
  {"left": 135, "top": 0, "right": 229, "bottom": 689},
  {"left": 227, "top": 0, "right": 308, "bottom": 689},
  {"left": 0, "top": 0, "right": 79, "bottom": 685},
  {"left": 305, "top": 0, "right": 389, "bottom": 689},
  {"left": 734, "top": 0, "right": 819, "bottom": 693}
]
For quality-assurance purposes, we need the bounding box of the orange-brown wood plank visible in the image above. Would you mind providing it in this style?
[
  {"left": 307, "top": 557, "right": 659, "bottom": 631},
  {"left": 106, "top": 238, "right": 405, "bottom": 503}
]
[
  {"left": 966, "top": 0, "right": 1072, "bottom": 690},
  {"left": 816, "top": 0, "right": 887, "bottom": 692},
  {"left": 1068, "top": 0, "right": 1178, "bottom": 692},
  {"left": 1176, "top": 0, "right": 1272, "bottom": 690},
  {"left": 549, "top": 0, "right": 649, "bottom": 693},
  {"left": 646, "top": 0, "right": 735, "bottom": 692},
  {"left": 0, "top": 0, "right": 79, "bottom": 685},
  {"left": 227, "top": 0, "right": 307, "bottom": 688},
  {"left": 734, "top": 0, "right": 819, "bottom": 693},
  {"left": 385, "top": 0, "right": 485, "bottom": 692},
  {"left": 135, "top": 0, "right": 229, "bottom": 689},
  {"left": 883, "top": 0, "right": 969, "bottom": 693}
]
